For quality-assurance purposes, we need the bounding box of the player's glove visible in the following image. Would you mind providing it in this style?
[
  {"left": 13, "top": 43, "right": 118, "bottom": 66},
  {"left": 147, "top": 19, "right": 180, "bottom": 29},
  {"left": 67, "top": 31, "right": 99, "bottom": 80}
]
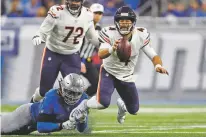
[
  {"left": 61, "top": 120, "right": 76, "bottom": 130},
  {"left": 32, "top": 35, "right": 43, "bottom": 46},
  {"left": 69, "top": 100, "right": 88, "bottom": 122},
  {"left": 75, "top": 111, "right": 87, "bottom": 123}
]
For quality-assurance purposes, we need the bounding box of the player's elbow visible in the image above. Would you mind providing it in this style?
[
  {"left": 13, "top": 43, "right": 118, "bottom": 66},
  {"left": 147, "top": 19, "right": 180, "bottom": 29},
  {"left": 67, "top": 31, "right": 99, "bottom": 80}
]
[
  {"left": 37, "top": 122, "right": 61, "bottom": 133},
  {"left": 37, "top": 123, "right": 47, "bottom": 133}
]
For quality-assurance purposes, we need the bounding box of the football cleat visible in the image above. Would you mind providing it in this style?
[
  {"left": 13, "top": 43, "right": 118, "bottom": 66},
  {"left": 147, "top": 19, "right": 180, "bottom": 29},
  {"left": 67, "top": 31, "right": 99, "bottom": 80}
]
[{"left": 117, "top": 98, "right": 127, "bottom": 124}]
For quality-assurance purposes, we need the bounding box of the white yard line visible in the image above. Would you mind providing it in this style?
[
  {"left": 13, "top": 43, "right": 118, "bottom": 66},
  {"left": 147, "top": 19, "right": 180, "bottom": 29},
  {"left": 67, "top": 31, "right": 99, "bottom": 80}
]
[
  {"left": 98, "top": 108, "right": 206, "bottom": 113},
  {"left": 95, "top": 125, "right": 206, "bottom": 128},
  {"left": 92, "top": 131, "right": 206, "bottom": 134}
]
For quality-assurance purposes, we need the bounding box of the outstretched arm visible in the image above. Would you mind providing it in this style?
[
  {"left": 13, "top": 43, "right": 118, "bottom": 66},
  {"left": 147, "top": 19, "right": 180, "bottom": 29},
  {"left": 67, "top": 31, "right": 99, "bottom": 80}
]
[
  {"left": 33, "top": 6, "right": 58, "bottom": 46},
  {"left": 142, "top": 45, "right": 169, "bottom": 75},
  {"left": 37, "top": 114, "right": 62, "bottom": 133}
]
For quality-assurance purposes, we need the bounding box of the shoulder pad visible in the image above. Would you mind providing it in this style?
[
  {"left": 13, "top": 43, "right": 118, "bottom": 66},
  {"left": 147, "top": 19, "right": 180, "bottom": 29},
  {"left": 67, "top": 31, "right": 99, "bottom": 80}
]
[
  {"left": 137, "top": 27, "right": 150, "bottom": 47},
  {"left": 109, "top": 26, "right": 116, "bottom": 30},
  {"left": 95, "top": 25, "right": 102, "bottom": 31},
  {"left": 137, "top": 27, "right": 148, "bottom": 33},
  {"left": 99, "top": 27, "right": 111, "bottom": 44},
  {"left": 48, "top": 5, "right": 64, "bottom": 18},
  {"left": 82, "top": 7, "right": 93, "bottom": 21}
]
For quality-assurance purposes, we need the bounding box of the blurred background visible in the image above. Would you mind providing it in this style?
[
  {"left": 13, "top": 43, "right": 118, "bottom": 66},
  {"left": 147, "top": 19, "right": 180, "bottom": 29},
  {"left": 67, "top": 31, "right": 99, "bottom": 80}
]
[{"left": 1, "top": 0, "right": 206, "bottom": 105}]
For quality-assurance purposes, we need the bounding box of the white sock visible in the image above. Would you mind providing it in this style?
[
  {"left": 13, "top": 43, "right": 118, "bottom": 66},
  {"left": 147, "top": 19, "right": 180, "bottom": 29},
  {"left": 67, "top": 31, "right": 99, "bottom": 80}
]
[
  {"left": 86, "top": 96, "right": 105, "bottom": 109},
  {"left": 33, "top": 87, "right": 43, "bottom": 102}
]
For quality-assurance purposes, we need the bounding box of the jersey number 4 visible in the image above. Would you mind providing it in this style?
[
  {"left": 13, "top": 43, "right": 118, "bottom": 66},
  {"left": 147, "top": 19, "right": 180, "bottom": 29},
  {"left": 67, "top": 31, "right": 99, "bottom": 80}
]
[{"left": 63, "top": 26, "right": 84, "bottom": 44}]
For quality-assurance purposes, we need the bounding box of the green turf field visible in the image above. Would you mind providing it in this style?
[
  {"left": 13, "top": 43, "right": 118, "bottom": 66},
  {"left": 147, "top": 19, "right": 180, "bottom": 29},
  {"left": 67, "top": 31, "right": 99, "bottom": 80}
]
[{"left": 1, "top": 105, "right": 206, "bottom": 137}]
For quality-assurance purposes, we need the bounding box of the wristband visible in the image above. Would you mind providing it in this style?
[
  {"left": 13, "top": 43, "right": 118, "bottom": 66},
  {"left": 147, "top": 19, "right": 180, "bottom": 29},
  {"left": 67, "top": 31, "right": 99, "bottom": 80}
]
[
  {"left": 108, "top": 46, "right": 113, "bottom": 54},
  {"left": 81, "top": 58, "right": 86, "bottom": 64},
  {"left": 155, "top": 64, "right": 162, "bottom": 70}
]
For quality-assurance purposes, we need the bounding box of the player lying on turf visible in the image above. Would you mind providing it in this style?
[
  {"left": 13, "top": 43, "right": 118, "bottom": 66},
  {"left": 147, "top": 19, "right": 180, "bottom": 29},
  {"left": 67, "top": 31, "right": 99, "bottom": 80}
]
[
  {"left": 69, "top": 6, "right": 169, "bottom": 124},
  {"left": 1, "top": 73, "right": 88, "bottom": 135}
]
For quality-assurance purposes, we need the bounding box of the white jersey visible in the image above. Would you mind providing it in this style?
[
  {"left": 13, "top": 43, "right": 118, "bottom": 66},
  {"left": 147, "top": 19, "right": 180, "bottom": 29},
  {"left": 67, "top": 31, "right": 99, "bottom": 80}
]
[
  {"left": 99, "top": 26, "right": 151, "bottom": 82},
  {"left": 36, "top": 5, "right": 99, "bottom": 54}
]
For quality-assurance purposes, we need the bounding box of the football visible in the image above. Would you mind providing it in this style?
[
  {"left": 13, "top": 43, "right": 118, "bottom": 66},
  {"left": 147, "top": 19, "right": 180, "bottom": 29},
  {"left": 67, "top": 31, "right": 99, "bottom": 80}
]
[{"left": 116, "top": 37, "right": 131, "bottom": 63}]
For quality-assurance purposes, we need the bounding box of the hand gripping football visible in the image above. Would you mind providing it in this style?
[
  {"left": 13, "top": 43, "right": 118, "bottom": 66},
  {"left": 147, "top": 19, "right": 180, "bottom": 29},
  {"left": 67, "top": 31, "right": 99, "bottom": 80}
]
[{"left": 116, "top": 37, "right": 131, "bottom": 65}]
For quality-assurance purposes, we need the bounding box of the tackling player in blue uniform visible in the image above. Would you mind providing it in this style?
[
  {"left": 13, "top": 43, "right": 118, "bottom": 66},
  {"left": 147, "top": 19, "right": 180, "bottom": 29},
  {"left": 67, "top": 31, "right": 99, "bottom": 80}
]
[{"left": 1, "top": 73, "right": 88, "bottom": 135}]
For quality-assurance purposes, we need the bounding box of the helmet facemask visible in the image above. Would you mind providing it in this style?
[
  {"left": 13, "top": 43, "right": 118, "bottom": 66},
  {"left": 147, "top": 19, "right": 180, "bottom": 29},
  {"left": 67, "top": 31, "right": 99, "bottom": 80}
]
[
  {"left": 114, "top": 6, "right": 137, "bottom": 36},
  {"left": 116, "top": 19, "right": 134, "bottom": 35},
  {"left": 65, "top": 0, "right": 84, "bottom": 15},
  {"left": 115, "top": 17, "right": 136, "bottom": 35}
]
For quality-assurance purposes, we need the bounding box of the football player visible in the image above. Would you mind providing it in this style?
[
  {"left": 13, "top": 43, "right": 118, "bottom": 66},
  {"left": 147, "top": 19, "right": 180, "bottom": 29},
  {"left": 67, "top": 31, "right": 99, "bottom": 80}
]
[
  {"left": 80, "top": 3, "right": 104, "bottom": 97},
  {"left": 31, "top": 0, "right": 100, "bottom": 103},
  {"left": 69, "top": 6, "right": 169, "bottom": 124},
  {"left": 1, "top": 73, "right": 89, "bottom": 135}
]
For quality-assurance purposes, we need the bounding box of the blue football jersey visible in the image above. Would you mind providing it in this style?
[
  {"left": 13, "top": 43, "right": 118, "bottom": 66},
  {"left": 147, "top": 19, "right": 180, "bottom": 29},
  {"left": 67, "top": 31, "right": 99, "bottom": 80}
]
[{"left": 30, "top": 89, "right": 88, "bottom": 123}]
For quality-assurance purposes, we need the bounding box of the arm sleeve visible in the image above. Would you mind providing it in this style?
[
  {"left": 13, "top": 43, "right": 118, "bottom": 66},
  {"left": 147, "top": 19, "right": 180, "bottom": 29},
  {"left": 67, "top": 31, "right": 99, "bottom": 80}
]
[
  {"left": 37, "top": 122, "right": 61, "bottom": 133},
  {"left": 85, "top": 22, "right": 100, "bottom": 48},
  {"left": 36, "top": 6, "right": 59, "bottom": 42},
  {"left": 141, "top": 45, "right": 157, "bottom": 60},
  {"left": 138, "top": 28, "right": 157, "bottom": 60}
]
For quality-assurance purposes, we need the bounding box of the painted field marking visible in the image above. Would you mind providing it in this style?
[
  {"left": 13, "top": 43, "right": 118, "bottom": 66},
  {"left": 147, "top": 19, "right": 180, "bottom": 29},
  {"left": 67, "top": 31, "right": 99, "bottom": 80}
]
[
  {"left": 92, "top": 130, "right": 206, "bottom": 134},
  {"left": 99, "top": 108, "right": 206, "bottom": 113},
  {"left": 94, "top": 125, "right": 206, "bottom": 128}
]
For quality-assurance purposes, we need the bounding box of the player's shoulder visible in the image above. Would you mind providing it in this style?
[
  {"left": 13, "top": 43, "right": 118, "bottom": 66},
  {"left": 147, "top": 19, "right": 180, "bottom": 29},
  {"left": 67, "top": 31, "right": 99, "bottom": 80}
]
[
  {"left": 136, "top": 27, "right": 149, "bottom": 33},
  {"left": 99, "top": 26, "right": 116, "bottom": 44},
  {"left": 135, "top": 27, "right": 150, "bottom": 39},
  {"left": 100, "top": 26, "right": 117, "bottom": 36},
  {"left": 102, "top": 26, "right": 117, "bottom": 32},
  {"left": 48, "top": 5, "right": 66, "bottom": 18},
  {"left": 45, "top": 89, "right": 59, "bottom": 99},
  {"left": 81, "top": 6, "right": 93, "bottom": 20}
]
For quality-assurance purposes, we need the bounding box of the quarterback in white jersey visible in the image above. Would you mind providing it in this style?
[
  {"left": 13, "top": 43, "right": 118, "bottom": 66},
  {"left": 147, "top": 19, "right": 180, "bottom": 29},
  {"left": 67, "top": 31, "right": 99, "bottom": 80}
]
[
  {"left": 30, "top": 0, "right": 100, "bottom": 103},
  {"left": 69, "top": 6, "right": 169, "bottom": 125},
  {"left": 99, "top": 26, "right": 152, "bottom": 82}
]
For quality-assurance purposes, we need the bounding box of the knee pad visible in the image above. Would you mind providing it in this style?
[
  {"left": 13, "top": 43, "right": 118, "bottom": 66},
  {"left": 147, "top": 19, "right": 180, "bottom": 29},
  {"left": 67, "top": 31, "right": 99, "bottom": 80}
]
[{"left": 33, "top": 87, "right": 43, "bottom": 102}]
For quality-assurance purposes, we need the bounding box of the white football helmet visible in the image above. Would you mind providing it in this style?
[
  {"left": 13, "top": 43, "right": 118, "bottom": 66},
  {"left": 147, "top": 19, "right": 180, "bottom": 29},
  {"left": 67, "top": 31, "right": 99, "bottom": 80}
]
[{"left": 59, "top": 73, "right": 84, "bottom": 105}]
